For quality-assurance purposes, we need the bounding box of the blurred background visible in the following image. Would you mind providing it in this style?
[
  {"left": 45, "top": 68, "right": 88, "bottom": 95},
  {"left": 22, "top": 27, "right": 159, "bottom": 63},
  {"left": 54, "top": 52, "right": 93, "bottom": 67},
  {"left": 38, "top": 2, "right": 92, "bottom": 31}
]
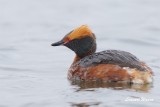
[{"left": 0, "top": 0, "right": 160, "bottom": 107}]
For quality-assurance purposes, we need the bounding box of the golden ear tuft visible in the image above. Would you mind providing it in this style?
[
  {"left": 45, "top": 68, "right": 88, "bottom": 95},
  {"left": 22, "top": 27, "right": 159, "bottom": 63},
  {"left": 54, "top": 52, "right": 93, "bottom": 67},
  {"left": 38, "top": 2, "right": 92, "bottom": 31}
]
[{"left": 68, "top": 25, "right": 93, "bottom": 40}]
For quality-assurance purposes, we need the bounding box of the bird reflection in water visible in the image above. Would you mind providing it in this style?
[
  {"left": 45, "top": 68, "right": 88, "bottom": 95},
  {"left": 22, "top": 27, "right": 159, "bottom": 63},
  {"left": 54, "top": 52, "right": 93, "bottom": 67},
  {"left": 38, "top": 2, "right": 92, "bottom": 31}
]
[
  {"left": 70, "top": 102, "right": 101, "bottom": 107},
  {"left": 70, "top": 81, "right": 153, "bottom": 92}
]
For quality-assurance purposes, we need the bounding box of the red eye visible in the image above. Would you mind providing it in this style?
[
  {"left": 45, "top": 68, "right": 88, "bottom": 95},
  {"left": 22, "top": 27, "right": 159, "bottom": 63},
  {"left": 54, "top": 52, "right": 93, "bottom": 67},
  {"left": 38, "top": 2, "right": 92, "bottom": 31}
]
[{"left": 64, "top": 37, "right": 71, "bottom": 44}]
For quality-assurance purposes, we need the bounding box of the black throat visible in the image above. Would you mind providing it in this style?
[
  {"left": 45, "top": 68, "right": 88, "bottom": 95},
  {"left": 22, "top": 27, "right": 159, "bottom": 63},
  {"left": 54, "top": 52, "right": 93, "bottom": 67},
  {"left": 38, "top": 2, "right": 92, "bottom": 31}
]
[{"left": 64, "top": 36, "right": 96, "bottom": 58}]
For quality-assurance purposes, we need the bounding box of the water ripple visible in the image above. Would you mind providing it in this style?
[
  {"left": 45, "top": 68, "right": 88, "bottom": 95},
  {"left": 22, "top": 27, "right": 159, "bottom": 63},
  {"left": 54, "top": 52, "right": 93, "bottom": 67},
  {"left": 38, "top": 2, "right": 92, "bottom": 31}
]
[
  {"left": 0, "top": 66, "right": 31, "bottom": 72},
  {"left": 0, "top": 47, "right": 16, "bottom": 52},
  {"left": 116, "top": 38, "right": 160, "bottom": 47}
]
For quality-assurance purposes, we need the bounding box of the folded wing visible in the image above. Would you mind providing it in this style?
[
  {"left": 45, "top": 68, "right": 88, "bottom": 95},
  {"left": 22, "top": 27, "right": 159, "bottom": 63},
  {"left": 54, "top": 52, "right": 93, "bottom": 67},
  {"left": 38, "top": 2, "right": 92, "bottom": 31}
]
[{"left": 78, "top": 50, "right": 146, "bottom": 71}]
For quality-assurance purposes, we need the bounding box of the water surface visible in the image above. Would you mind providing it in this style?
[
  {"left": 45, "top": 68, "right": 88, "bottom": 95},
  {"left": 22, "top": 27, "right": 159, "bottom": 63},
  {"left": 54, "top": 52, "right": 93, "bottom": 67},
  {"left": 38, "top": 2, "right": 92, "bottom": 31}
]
[{"left": 0, "top": 0, "right": 160, "bottom": 107}]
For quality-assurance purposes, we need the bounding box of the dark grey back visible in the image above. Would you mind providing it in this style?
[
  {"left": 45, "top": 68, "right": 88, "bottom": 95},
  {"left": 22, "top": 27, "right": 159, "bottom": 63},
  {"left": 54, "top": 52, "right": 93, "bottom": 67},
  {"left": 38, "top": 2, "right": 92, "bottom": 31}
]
[{"left": 77, "top": 50, "right": 146, "bottom": 71}]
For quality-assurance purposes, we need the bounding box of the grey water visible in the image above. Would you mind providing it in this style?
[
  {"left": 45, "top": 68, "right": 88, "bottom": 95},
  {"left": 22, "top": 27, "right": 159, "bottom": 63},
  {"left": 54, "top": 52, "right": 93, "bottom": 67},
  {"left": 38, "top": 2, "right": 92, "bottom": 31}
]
[{"left": 0, "top": 0, "right": 160, "bottom": 107}]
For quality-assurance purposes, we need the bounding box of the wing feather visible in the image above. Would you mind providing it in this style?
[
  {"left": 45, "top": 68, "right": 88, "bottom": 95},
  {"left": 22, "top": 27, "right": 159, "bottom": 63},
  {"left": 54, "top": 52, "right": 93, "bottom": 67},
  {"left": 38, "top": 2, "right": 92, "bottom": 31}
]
[{"left": 77, "top": 50, "right": 145, "bottom": 71}]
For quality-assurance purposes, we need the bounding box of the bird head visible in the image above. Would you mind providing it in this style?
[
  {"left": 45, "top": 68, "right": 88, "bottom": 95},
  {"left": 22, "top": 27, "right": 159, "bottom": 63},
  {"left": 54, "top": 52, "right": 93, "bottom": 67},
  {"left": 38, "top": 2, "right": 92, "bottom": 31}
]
[{"left": 51, "top": 25, "right": 96, "bottom": 58}]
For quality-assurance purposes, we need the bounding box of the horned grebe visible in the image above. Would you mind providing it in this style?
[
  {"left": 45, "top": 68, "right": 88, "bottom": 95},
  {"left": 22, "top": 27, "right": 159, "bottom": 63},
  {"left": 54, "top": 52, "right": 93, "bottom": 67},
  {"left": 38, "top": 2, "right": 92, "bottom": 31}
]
[{"left": 51, "top": 25, "right": 153, "bottom": 84}]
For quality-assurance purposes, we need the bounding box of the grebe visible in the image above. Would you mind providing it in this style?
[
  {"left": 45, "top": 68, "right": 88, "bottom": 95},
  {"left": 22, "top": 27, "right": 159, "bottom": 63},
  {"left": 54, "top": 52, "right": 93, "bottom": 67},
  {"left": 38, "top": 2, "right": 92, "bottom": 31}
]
[{"left": 51, "top": 25, "right": 153, "bottom": 84}]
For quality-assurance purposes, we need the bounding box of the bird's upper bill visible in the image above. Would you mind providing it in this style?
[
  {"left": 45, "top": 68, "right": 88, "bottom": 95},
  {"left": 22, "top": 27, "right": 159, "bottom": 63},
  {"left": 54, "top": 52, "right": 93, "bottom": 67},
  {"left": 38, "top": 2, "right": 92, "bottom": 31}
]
[{"left": 51, "top": 25, "right": 94, "bottom": 46}]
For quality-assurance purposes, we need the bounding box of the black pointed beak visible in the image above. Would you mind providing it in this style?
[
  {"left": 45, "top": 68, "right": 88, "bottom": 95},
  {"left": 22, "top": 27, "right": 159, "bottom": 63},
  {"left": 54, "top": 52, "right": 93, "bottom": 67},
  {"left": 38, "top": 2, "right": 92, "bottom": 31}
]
[{"left": 51, "top": 40, "right": 64, "bottom": 46}]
